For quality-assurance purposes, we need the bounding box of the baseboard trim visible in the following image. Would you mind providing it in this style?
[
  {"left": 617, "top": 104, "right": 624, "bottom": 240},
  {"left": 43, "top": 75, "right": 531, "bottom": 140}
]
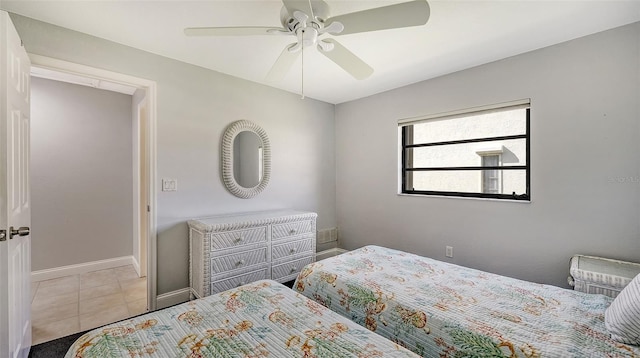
[
  {"left": 157, "top": 288, "right": 191, "bottom": 309},
  {"left": 132, "top": 257, "right": 141, "bottom": 277},
  {"left": 31, "top": 256, "right": 135, "bottom": 282}
]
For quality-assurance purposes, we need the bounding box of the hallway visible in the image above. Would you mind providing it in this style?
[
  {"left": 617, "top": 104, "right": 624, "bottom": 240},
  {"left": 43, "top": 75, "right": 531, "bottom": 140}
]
[{"left": 31, "top": 265, "right": 147, "bottom": 345}]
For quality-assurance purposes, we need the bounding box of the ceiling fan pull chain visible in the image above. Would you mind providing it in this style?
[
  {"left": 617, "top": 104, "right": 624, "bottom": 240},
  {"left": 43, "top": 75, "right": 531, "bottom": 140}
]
[
  {"left": 300, "top": 0, "right": 313, "bottom": 100},
  {"left": 301, "top": 33, "right": 305, "bottom": 100}
]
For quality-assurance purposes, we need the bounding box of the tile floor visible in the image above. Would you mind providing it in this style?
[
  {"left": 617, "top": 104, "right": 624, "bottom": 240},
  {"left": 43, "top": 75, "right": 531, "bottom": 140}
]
[{"left": 31, "top": 265, "right": 147, "bottom": 345}]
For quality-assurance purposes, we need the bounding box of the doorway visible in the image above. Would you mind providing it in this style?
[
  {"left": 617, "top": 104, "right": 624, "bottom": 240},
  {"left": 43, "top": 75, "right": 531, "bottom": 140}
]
[{"left": 27, "top": 55, "right": 157, "bottom": 343}]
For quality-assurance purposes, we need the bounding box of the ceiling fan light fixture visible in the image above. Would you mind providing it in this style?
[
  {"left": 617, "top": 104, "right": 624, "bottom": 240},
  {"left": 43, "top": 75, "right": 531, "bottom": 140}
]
[
  {"left": 320, "top": 21, "right": 344, "bottom": 35},
  {"left": 287, "top": 42, "right": 302, "bottom": 53},
  {"left": 301, "top": 27, "right": 319, "bottom": 47},
  {"left": 317, "top": 39, "right": 334, "bottom": 52},
  {"left": 292, "top": 11, "right": 309, "bottom": 28}
]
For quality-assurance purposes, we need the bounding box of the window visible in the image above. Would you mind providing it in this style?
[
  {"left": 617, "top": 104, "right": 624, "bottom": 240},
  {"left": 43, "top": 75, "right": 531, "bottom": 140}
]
[
  {"left": 481, "top": 154, "right": 501, "bottom": 194},
  {"left": 399, "top": 100, "right": 530, "bottom": 200}
]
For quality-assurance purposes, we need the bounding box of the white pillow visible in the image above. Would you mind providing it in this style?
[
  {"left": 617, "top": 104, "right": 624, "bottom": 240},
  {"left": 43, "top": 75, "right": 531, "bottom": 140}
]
[{"left": 605, "top": 273, "right": 640, "bottom": 345}]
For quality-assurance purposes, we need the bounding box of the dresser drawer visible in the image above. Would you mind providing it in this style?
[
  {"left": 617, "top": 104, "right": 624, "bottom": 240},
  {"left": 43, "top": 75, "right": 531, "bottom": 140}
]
[
  {"left": 211, "top": 268, "right": 269, "bottom": 295},
  {"left": 211, "top": 247, "right": 268, "bottom": 275},
  {"left": 272, "top": 256, "right": 314, "bottom": 281},
  {"left": 272, "top": 237, "right": 314, "bottom": 261},
  {"left": 272, "top": 220, "right": 314, "bottom": 240},
  {"left": 210, "top": 226, "right": 267, "bottom": 250}
]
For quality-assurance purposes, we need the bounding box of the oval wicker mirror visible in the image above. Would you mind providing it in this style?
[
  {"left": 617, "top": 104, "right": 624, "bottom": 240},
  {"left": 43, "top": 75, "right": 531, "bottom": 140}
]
[{"left": 221, "top": 120, "right": 271, "bottom": 198}]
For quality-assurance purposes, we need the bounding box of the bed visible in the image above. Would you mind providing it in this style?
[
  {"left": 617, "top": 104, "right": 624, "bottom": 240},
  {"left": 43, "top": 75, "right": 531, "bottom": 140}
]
[
  {"left": 65, "top": 279, "right": 418, "bottom": 358},
  {"left": 294, "top": 245, "right": 640, "bottom": 357}
]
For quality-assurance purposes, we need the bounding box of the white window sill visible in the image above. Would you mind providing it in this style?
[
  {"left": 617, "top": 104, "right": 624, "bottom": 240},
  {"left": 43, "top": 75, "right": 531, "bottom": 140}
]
[{"left": 397, "top": 193, "right": 531, "bottom": 204}]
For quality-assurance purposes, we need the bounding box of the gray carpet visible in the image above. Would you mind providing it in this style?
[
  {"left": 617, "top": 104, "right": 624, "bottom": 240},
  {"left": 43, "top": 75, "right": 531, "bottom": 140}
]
[{"left": 29, "top": 331, "right": 87, "bottom": 358}]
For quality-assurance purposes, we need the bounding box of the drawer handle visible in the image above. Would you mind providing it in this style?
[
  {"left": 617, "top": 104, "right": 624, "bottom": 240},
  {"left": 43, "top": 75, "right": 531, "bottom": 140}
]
[
  {"left": 290, "top": 266, "right": 297, "bottom": 272},
  {"left": 238, "top": 281, "right": 245, "bottom": 287},
  {"left": 236, "top": 260, "right": 245, "bottom": 266},
  {"left": 290, "top": 247, "right": 298, "bottom": 253},
  {"left": 289, "top": 229, "right": 297, "bottom": 234},
  {"left": 236, "top": 236, "right": 244, "bottom": 242}
]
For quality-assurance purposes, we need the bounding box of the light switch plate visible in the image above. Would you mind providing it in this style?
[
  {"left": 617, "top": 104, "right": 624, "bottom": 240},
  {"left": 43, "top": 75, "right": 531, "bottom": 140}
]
[{"left": 162, "top": 178, "right": 177, "bottom": 192}]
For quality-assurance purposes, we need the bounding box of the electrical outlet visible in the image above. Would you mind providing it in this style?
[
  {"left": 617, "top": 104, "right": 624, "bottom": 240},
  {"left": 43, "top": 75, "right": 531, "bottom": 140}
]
[{"left": 446, "top": 246, "right": 453, "bottom": 258}]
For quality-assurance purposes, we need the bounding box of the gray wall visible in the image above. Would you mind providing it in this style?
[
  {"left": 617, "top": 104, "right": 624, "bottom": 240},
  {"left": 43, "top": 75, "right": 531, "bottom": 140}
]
[
  {"left": 30, "top": 77, "right": 134, "bottom": 271},
  {"left": 11, "top": 14, "right": 337, "bottom": 295},
  {"left": 335, "top": 22, "right": 640, "bottom": 288}
]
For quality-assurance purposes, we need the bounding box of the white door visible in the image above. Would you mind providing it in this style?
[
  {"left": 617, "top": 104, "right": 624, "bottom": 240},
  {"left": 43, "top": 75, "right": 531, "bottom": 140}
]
[{"left": 0, "top": 10, "right": 32, "bottom": 358}]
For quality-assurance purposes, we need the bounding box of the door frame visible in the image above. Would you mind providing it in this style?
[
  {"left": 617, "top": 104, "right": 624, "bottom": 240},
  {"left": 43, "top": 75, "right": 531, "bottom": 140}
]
[
  {"left": 134, "top": 98, "right": 148, "bottom": 278},
  {"left": 28, "top": 54, "right": 159, "bottom": 311}
]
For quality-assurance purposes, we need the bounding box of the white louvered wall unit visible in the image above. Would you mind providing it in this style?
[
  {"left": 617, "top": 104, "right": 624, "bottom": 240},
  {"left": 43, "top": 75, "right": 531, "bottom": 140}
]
[{"left": 188, "top": 210, "right": 317, "bottom": 298}]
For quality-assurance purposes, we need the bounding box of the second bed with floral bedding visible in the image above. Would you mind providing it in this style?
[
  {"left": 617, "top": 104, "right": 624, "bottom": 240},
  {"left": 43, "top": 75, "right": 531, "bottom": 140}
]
[
  {"left": 64, "top": 279, "right": 418, "bottom": 358},
  {"left": 294, "top": 245, "right": 640, "bottom": 357}
]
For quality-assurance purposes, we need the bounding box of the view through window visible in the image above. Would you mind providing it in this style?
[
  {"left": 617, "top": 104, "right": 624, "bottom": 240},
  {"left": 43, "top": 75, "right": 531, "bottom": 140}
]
[{"left": 399, "top": 101, "right": 530, "bottom": 200}]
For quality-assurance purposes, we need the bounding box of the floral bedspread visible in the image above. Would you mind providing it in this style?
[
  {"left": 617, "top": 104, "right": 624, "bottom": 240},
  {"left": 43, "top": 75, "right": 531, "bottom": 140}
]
[
  {"left": 65, "top": 279, "right": 418, "bottom": 358},
  {"left": 294, "top": 245, "right": 640, "bottom": 357}
]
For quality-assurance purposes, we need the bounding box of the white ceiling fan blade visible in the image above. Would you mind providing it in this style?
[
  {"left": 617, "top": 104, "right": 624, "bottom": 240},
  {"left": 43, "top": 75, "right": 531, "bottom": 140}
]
[
  {"left": 184, "top": 27, "right": 285, "bottom": 36},
  {"left": 265, "top": 44, "right": 301, "bottom": 82},
  {"left": 281, "top": 0, "right": 314, "bottom": 18},
  {"left": 326, "top": 0, "right": 430, "bottom": 36},
  {"left": 318, "top": 39, "right": 373, "bottom": 80}
]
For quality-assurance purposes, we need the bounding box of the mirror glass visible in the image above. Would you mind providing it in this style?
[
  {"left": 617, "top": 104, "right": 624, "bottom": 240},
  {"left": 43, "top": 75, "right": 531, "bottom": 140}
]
[{"left": 233, "top": 131, "right": 263, "bottom": 188}]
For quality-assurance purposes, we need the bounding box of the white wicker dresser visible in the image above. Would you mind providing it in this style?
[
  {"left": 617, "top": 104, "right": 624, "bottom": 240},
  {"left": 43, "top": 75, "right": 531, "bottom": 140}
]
[
  {"left": 568, "top": 254, "right": 640, "bottom": 298},
  {"left": 188, "top": 210, "right": 317, "bottom": 298}
]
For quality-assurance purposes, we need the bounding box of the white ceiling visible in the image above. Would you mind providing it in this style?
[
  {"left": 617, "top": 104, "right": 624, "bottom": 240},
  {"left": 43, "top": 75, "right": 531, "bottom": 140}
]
[{"left": 3, "top": 1, "right": 640, "bottom": 104}]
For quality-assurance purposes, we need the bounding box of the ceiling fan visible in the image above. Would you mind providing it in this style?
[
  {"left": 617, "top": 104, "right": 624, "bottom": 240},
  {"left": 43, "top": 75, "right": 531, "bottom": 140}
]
[{"left": 184, "top": 0, "right": 430, "bottom": 83}]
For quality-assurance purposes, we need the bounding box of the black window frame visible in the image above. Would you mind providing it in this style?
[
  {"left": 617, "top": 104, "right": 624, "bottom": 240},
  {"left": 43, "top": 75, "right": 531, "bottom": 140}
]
[{"left": 400, "top": 106, "right": 530, "bottom": 201}]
